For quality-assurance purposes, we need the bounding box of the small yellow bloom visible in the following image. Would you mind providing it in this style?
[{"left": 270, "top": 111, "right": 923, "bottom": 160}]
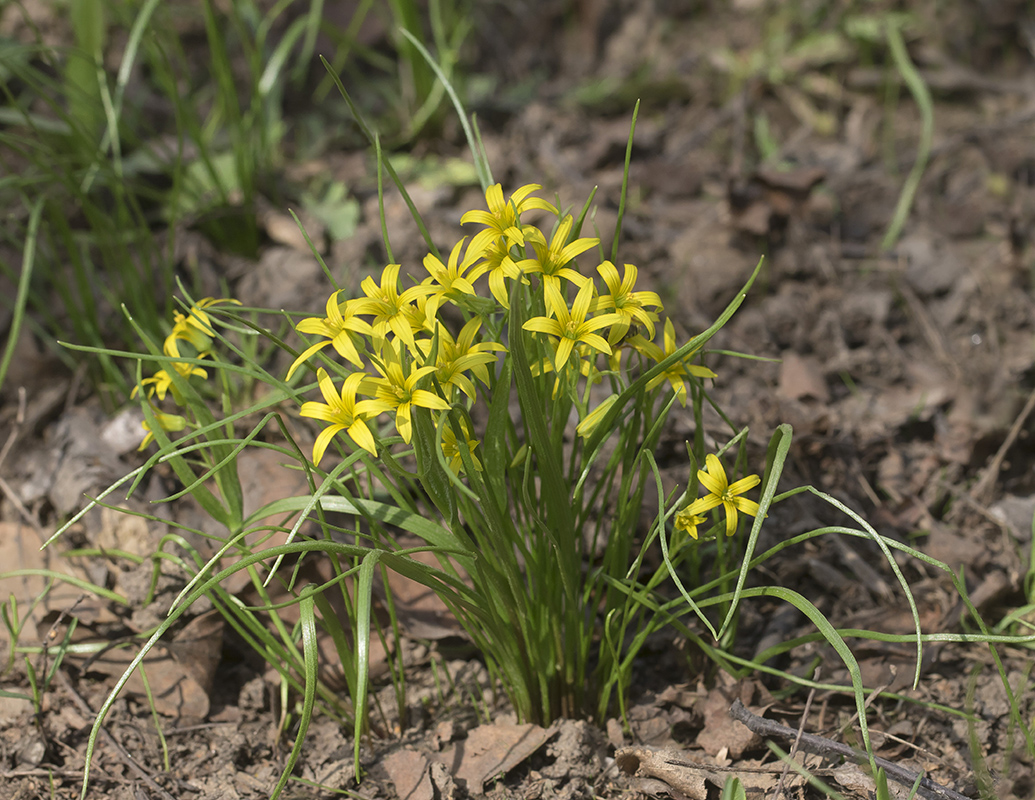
[
  {"left": 641, "top": 319, "right": 716, "bottom": 406},
  {"left": 460, "top": 183, "right": 557, "bottom": 248},
  {"left": 673, "top": 507, "right": 707, "bottom": 540},
  {"left": 441, "top": 418, "right": 482, "bottom": 474},
  {"left": 138, "top": 410, "right": 187, "bottom": 450},
  {"left": 133, "top": 334, "right": 208, "bottom": 403},
  {"left": 523, "top": 216, "right": 597, "bottom": 292},
  {"left": 287, "top": 290, "right": 374, "bottom": 379},
  {"left": 522, "top": 281, "right": 623, "bottom": 372},
  {"left": 467, "top": 236, "right": 535, "bottom": 310},
  {"left": 138, "top": 363, "right": 207, "bottom": 403},
  {"left": 170, "top": 311, "right": 212, "bottom": 352},
  {"left": 684, "top": 454, "right": 761, "bottom": 538},
  {"left": 182, "top": 297, "right": 240, "bottom": 329},
  {"left": 416, "top": 318, "right": 504, "bottom": 401},
  {"left": 300, "top": 369, "right": 390, "bottom": 464},
  {"left": 401, "top": 294, "right": 440, "bottom": 341},
  {"left": 349, "top": 264, "right": 436, "bottom": 350},
  {"left": 368, "top": 341, "right": 450, "bottom": 444},
  {"left": 591, "top": 261, "right": 663, "bottom": 344},
  {"left": 168, "top": 297, "right": 241, "bottom": 352},
  {"left": 421, "top": 238, "right": 482, "bottom": 321}
]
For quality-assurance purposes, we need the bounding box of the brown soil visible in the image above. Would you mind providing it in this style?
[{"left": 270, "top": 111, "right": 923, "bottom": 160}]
[{"left": 2, "top": 2, "right": 1035, "bottom": 798}]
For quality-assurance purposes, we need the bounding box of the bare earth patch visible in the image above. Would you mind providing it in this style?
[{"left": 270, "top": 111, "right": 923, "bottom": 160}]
[{"left": 3, "top": 2, "right": 1035, "bottom": 798}]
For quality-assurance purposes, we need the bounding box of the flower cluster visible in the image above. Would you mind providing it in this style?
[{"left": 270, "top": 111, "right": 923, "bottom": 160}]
[
  {"left": 289, "top": 184, "right": 736, "bottom": 491},
  {"left": 676, "top": 454, "right": 761, "bottom": 540},
  {"left": 134, "top": 298, "right": 239, "bottom": 449},
  {"left": 118, "top": 181, "right": 767, "bottom": 740}
]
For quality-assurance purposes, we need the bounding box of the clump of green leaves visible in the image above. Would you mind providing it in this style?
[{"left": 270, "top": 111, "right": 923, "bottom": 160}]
[
  {"left": 0, "top": 0, "right": 469, "bottom": 401},
  {"left": 48, "top": 51, "right": 1035, "bottom": 800}
]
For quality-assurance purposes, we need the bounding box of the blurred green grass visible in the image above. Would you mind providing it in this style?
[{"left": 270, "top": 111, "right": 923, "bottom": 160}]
[{"left": 0, "top": 0, "right": 470, "bottom": 403}]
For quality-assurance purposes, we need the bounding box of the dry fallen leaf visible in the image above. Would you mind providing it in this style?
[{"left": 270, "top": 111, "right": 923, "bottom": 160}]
[
  {"left": 385, "top": 748, "right": 434, "bottom": 800},
  {"left": 778, "top": 351, "right": 830, "bottom": 402},
  {"left": 438, "top": 721, "right": 554, "bottom": 792},
  {"left": 615, "top": 747, "right": 708, "bottom": 800},
  {"left": 695, "top": 687, "right": 761, "bottom": 759}
]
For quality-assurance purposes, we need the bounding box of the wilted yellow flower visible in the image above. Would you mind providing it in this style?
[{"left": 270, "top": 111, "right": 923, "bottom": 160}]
[{"left": 138, "top": 410, "right": 187, "bottom": 450}]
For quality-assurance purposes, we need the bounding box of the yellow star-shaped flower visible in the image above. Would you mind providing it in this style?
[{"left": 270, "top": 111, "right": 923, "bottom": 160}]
[
  {"left": 591, "top": 261, "right": 662, "bottom": 344},
  {"left": 287, "top": 290, "right": 373, "bottom": 379},
  {"left": 348, "top": 264, "right": 436, "bottom": 350},
  {"left": 673, "top": 507, "right": 707, "bottom": 540},
  {"left": 132, "top": 334, "right": 208, "bottom": 403},
  {"left": 416, "top": 318, "right": 504, "bottom": 401},
  {"left": 641, "top": 319, "right": 716, "bottom": 406},
  {"left": 421, "top": 238, "right": 482, "bottom": 321},
  {"left": 522, "top": 281, "right": 623, "bottom": 372},
  {"left": 460, "top": 183, "right": 557, "bottom": 248},
  {"left": 467, "top": 236, "right": 534, "bottom": 310},
  {"left": 523, "top": 215, "right": 597, "bottom": 292},
  {"left": 300, "top": 369, "right": 389, "bottom": 464},
  {"left": 367, "top": 341, "right": 450, "bottom": 444},
  {"left": 684, "top": 454, "right": 760, "bottom": 538}
]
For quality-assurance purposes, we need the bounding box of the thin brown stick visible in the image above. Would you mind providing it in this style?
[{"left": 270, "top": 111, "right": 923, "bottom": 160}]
[
  {"left": 774, "top": 676, "right": 820, "bottom": 800},
  {"left": 728, "top": 699, "right": 973, "bottom": 800},
  {"left": 0, "top": 386, "right": 27, "bottom": 469},
  {"left": 896, "top": 280, "right": 962, "bottom": 382},
  {"left": 968, "top": 384, "right": 1035, "bottom": 505},
  {"left": 0, "top": 387, "right": 44, "bottom": 533}
]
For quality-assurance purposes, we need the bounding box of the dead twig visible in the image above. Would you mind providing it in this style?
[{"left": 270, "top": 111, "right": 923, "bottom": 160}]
[
  {"left": 774, "top": 674, "right": 819, "bottom": 800},
  {"left": 55, "top": 669, "right": 179, "bottom": 800},
  {"left": 728, "top": 699, "right": 973, "bottom": 800},
  {"left": 0, "top": 385, "right": 26, "bottom": 470},
  {"left": 967, "top": 384, "right": 1035, "bottom": 507},
  {"left": 615, "top": 745, "right": 810, "bottom": 798},
  {"left": 896, "top": 280, "right": 963, "bottom": 382},
  {"left": 0, "top": 386, "right": 47, "bottom": 536}
]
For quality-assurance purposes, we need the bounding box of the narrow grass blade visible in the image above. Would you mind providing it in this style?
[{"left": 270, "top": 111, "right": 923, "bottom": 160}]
[
  {"left": 352, "top": 551, "right": 380, "bottom": 776},
  {"left": 881, "top": 21, "right": 932, "bottom": 251},
  {"left": 270, "top": 586, "right": 319, "bottom": 800},
  {"left": 319, "top": 56, "right": 441, "bottom": 259},
  {"left": 0, "top": 197, "right": 42, "bottom": 394},
  {"left": 716, "top": 424, "right": 792, "bottom": 641},
  {"left": 397, "top": 27, "right": 492, "bottom": 189}
]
